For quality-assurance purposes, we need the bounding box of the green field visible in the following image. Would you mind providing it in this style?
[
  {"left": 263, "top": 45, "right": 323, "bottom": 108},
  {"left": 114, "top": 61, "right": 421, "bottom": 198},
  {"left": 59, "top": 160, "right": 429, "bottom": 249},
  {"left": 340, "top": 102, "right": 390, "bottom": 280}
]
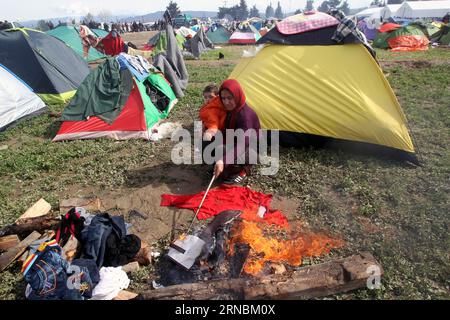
[{"left": 0, "top": 46, "right": 449, "bottom": 299}]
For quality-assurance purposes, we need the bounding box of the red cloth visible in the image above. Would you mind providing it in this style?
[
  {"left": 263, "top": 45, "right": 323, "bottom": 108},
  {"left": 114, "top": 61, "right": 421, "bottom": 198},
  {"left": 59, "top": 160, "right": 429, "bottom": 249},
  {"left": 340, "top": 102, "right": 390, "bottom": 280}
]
[
  {"left": 378, "top": 23, "right": 401, "bottom": 33},
  {"left": 99, "top": 31, "right": 125, "bottom": 56},
  {"left": 160, "top": 184, "right": 288, "bottom": 228}
]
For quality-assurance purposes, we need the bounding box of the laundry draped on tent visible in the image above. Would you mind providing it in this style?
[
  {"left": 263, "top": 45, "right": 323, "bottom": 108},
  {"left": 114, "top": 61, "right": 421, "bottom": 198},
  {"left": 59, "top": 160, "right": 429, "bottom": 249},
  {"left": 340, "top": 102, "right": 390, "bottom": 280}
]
[
  {"left": 185, "top": 27, "right": 214, "bottom": 59},
  {"left": 54, "top": 56, "right": 178, "bottom": 142},
  {"left": 46, "top": 25, "right": 106, "bottom": 62},
  {"left": 153, "top": 23, "right": 189, "bottom": 98}
]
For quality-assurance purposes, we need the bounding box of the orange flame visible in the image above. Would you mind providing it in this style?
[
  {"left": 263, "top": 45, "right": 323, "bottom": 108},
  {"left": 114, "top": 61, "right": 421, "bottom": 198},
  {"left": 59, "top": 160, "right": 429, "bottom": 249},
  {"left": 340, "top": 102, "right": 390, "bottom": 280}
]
[{"left": 228, "top": 219, "right": 343, "bottom": 276}]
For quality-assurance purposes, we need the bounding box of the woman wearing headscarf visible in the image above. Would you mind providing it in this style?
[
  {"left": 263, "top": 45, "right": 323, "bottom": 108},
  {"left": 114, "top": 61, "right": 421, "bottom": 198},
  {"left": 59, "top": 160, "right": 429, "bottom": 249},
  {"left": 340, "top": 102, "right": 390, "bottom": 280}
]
[{"left": 202, "top": 79, "right": 261, "bottom": 184}]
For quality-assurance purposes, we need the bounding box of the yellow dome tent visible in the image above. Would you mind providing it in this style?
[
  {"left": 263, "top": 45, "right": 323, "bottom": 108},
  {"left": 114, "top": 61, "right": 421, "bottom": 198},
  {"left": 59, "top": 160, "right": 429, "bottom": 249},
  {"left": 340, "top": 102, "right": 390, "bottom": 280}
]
[{"left": 229, "top": 12, "right": 417, "bottom": 163}]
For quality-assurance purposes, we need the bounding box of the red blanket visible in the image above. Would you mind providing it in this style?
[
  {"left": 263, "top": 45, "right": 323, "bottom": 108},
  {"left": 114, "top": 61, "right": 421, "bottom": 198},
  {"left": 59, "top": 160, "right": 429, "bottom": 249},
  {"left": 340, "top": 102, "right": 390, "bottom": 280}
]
[{"left": 161, "top": 184, "right": 288, "bottom": 228}]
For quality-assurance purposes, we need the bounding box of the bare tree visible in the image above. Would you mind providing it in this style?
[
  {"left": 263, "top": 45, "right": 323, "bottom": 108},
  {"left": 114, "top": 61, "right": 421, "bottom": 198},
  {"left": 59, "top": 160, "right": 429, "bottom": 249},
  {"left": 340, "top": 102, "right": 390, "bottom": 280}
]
[
  {"left": 83, "top": 12, "right": 95, "bottom": 24},
  {"left": 98, "top": 10, "right": 112, "bottom": 23}
]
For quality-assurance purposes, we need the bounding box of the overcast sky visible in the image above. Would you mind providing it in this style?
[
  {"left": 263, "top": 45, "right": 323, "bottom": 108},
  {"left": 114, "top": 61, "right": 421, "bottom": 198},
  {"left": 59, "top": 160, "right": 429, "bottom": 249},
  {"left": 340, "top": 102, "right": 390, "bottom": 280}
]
[{"left": 3, "top": 0, "right": 374, "bottom": 21}]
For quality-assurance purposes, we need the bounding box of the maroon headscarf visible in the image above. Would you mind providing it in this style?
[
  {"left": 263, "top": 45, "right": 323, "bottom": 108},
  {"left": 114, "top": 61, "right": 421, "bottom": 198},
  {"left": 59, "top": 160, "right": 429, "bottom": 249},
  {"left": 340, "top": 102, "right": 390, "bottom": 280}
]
[
  {"left": 219, "top": 79, "right": 246, "bottom": 110},
  {"left": 219, "top": 79, "right": 247, "bottom": 129}
]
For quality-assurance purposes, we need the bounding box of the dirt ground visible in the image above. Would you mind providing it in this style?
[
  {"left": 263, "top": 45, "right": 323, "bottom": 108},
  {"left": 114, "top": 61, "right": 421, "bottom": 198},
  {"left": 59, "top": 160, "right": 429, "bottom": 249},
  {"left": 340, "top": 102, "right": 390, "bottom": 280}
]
[
  {"left": 121, "top": 31, "right": 158, "bottom": 48},
  {"left": 61, "top": 161, "right": 300, "bottom": 247}
]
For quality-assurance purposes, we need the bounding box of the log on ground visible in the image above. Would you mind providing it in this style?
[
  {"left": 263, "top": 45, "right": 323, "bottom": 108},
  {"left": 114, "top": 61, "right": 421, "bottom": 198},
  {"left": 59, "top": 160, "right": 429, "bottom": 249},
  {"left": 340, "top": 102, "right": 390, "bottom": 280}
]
[{"left": 137, "top": 252, "right": 383, "bottom": 300}]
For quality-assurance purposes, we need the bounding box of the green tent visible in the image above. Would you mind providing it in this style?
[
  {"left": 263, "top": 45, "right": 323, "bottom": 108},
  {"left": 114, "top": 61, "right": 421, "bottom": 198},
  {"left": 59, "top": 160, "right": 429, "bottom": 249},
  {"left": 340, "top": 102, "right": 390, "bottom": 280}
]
[
  {"left": 409, "top": 22, "right": 441, "bottom": 39},
  {"left": 0, "top": 28, "right": 90, "bottom": 104},
  {"left": 92, "top": 28, "right": 109, "bottom": 38},
  {"left": 148, "top": 31, "right": 185, "bottom": 55},
  {"left": 54, "top": 57, "right": 178, "bottom": 141},
  {"left": 46, "top": 26, "right": 106, "bottom": 62},
  {"left": 439, "top": 27, "right": 450, "bottom": 45},
  {"left": 433, "top": 24, "right": 450, "bottom": 45},
  {"left": 206, "top": 24, "right": 232, "bottom": 44},
  {"left": 373, "top": 25, "right": 427, "bottom": 49}
]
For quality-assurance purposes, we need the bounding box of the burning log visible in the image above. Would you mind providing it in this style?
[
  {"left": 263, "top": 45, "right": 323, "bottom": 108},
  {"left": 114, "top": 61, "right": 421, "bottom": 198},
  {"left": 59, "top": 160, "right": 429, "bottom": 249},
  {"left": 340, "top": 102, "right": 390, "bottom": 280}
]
[{"left": 138, "top": 252, "right": 382, "bottom": 300}]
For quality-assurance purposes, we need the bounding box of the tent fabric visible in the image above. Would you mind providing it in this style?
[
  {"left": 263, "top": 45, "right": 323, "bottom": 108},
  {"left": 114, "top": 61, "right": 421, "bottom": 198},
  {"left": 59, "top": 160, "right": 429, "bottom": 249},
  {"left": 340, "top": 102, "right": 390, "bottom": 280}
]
[
  {"left": 185, "top": 27, "right": 214, "bottom": 58},
  {"left": 248, "top": 17, "right": 264, "bottom": 30},
  {"left": 229, "top": 25, "right": 261, "bottom": 44},
  {"left": 374, "top": 24, "right": 428, "bottom": 49},
  {"left": 92, "top": 29, "right": 109, "bottom": 38},
  {"left": 358, "top": 20, "right": 378, "bottom": 41},
  {"left": 258, "top": 24, "right": 360, "bottom": 45},
  {"left": 116, "top": 53, "right": 151, "bottom": 82},
  {"left": 379, "top": 23, "right": 402, "bottom": 33},
  {"left": 60, "top": 58, "right": 133, "bottom": 124},
  {"left": 147, "top": 31, "right": 185, "bottom": 55},
  {"left": 176, "top": 26, "right": 196, "bottom": 38},
  {"left": 380, "top": 4, "right": 402, "bottom": 21},
  {"left": 54, "top": 70, "right": 177, "bottom": 142},
  {"left": 0, "top": 28, "right": 90, "bottom": 104},
  {"left": 412, "top": 22, "right": 442, "bottom": 39},
  {"left": 394, "top": 1, "right": 450, "bottom": 19},
  {"left": 276, "top": 12, "right": 339, "bottom": 35},
  {"left": 259, "top": 27, "right": 270, "bottom": 37},
  {"left": 0, "top": 64, "right": 46, "bottom": 131},
  {"left": 54, "top": 82, "right": 149, "bottom": 141},
  {"left": 228, "top": 44, "right": 415, "bottom": 156},
  {"left": 388, "top": 35, "right": 430, "bottom": 51},
  {"left": 98, "top": 31, "right": 125, "bottom": 56},
  {"left": 206, "top": 24, "right": 232, "bottom": 44},
  {"left": 354, "top": 7, "right": 383, "bottom": 19},
  {"left": 46, "top": 26, "right": 106, "bottom": 62},
  {"left": 153, "top": 23, "right": 189, "bottom": 98},
  {"left": 435, "top": 24, "right": 450, "bottom": 44}
]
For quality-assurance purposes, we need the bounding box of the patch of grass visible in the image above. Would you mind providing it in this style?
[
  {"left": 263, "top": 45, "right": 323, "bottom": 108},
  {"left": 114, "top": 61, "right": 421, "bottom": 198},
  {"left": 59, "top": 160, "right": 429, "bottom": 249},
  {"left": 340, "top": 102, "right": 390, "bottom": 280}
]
[
  {"left": 200, "top": 45, "right": 248, "bottom": 61},
  {"left": 376, "top": 47, "right": 450, "bottom": 61}
]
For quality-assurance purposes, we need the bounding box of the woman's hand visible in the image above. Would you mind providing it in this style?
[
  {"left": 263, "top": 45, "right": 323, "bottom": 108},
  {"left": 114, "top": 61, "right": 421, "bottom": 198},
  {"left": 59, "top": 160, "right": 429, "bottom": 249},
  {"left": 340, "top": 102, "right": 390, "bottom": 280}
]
[
  {"left": 203, "top": 129, "right": 215, "bottom": 141},
  {"left": 214, "top": 160, "right": 224, "bottom": 178},
  {"left": 203, "top": 131, "right": 213, "bottom": 141}
]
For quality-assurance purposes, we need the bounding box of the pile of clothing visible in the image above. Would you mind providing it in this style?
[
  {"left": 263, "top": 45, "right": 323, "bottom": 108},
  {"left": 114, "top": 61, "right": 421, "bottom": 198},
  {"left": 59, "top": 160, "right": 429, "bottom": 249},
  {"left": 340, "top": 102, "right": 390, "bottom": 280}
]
[{"left": 22, "top": 208, "right": 141, "bottom": 300}]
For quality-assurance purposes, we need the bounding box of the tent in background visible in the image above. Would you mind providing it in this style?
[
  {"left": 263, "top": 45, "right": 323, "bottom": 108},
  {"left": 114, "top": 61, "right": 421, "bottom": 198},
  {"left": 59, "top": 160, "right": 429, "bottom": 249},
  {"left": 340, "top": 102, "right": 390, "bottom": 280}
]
[
  {"left": 54, "top": 57, "right": 177, "bottom": 141},
  {"left": 229, "top": 23, "right": 261, "bottom": 44},
  {"left": 0, "top": 28, "right": 90, "bottom": 104},
  {"left": 147, "top": 30, "right": 185, "bottom": 55},
  {"left": 185, "top": 27, "right": 214, "bottom": 58},
  {"left": 46, "top": 26, "right": 106, "bottom": 62},
  {"left": 394, "top": 1, "right": 450, "bottom": 19},
  {"left": 92, "top": 28, "right": 109, "bottom": 37},
  {"left": 176, "top": 26, "right": 196, "bottom": 39},
  {"left": 373, "top": 24, "right": 429, "bottom": 50},
  {"left": 380, "top": 4, "right": 402, "bottom": 21},
  {"left": 206, "top": 24, "right": 232, "bottom": 44},
  {"left": 153, "top": 23, "right": 189, "bottom": 99},
  {"left": 432, "top": 23, "right": 450, "bottom": 44},
  {"left": 0, "top": 64, "right": 46, "bottom": 131},
  {"left": 248, "top": 17, "right": 264, "bottom": 30},
  {"left": 354, "top": 7, "right": 383, "bottom": 19}
]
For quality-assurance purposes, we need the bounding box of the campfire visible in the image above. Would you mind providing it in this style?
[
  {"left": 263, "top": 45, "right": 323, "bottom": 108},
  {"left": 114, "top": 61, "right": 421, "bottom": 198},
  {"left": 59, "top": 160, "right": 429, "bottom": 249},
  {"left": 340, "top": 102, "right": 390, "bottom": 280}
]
[
  {"left": 228, "top": 219, "right": 344, "bottom": 276},
  {"left": 156, "top": 208, "right": 344, "bottom": 286}
]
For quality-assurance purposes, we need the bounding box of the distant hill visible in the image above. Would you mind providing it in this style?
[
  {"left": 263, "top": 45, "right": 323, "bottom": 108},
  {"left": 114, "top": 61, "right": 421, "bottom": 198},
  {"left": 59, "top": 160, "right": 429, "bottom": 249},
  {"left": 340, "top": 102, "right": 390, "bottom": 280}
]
[
  {"left": 19, "top": 14, "right": 130, "bottom": 28},
  {"left": 122, "top": 11, "right": 218, "bottom": 23}
]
